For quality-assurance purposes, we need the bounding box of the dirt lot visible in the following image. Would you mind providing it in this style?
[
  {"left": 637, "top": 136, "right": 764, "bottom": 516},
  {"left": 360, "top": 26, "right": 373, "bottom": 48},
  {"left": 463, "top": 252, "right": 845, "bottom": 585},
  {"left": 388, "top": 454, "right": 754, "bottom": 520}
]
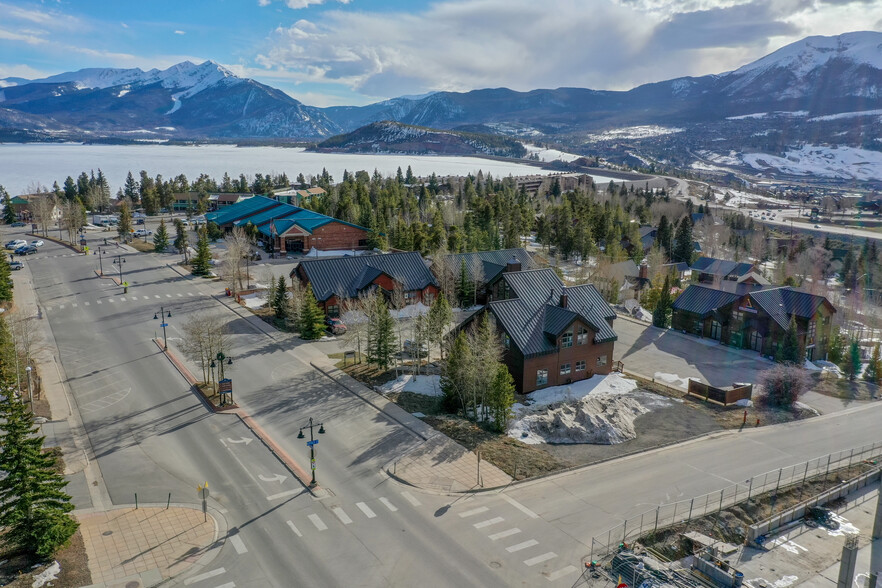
[
  {"left": 0, "top": 530, "right": 90, "bottom": 588},
  {"left": 812, "top": 372, "right": 879, "bottom": 401}
]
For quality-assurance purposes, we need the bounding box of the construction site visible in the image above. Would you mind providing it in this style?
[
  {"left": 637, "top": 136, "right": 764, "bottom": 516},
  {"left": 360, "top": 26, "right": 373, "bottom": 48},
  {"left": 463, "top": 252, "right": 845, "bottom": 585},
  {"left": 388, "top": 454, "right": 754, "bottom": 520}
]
[{"left": 576, "top": 442, "right": 882, "bottom": 587}]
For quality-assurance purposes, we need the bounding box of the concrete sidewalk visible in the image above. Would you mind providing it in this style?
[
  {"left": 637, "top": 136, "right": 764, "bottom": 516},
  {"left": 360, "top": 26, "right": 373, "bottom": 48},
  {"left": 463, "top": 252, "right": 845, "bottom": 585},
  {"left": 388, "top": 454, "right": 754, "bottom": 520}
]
[{"left": 79, "top": 505, "right": 221, "bottom": 588}]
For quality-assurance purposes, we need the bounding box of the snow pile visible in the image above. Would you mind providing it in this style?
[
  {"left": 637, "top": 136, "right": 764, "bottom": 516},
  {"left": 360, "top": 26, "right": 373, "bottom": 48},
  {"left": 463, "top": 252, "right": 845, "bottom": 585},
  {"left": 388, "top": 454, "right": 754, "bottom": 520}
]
[
  {"left": 585, "top": 125, "right": 683, "bottom": 142},
  {"left": 735, "top": 398, "right": 753, "bottom": 407},
  {"left": 31, "top": 561, "right": 60, "bottom": 588},
  {"left": 794, "top": 401, "right": 820, "bottom": 416},
  {"left": 522, "top": 144, "right": 581, "bottom": 163},
  {"left": 804, "top": 359, "right": 822, "bottom": 371},
  {"left": 508, "top": 374, "right": 671, "bottom": 445},
  {"left": 376, "top": 374, "right": 442, "bottom": 397},
  {"left": 238, "top": 292, "right": 266, "bottom": 309},
  {"left": 712, "top": 188, "right": 789, "bottom": 208}
]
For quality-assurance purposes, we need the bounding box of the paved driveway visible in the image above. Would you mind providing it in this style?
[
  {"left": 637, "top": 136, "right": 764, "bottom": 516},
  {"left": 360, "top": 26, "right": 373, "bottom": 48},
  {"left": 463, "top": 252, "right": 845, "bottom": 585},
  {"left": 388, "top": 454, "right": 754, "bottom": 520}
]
[{"left": 612, "top": 315, "right": 772, "bottom": 388}]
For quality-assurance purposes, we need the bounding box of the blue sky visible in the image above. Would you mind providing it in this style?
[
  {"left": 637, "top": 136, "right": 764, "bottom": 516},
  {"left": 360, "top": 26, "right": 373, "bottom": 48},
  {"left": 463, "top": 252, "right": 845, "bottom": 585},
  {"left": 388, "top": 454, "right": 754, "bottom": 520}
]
[{"left": 1, "top": 0, "right": 879, "bottom": 107}]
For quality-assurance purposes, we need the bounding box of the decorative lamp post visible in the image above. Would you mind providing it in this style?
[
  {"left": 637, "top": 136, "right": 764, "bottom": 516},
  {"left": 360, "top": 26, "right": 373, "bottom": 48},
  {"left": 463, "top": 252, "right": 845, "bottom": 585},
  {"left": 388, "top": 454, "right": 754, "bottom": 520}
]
[
  {"left": 153, "top": 307, "right": 172, "bottom": 350},
  {"left": 113, "top": 254, "right": 126, "bottom": 291},
  {"left": 296, "top": 417, "right": 326, "bottom": 487},
  {"left": 215, "top": 352, "right": 233, "bottom": 406},
  {"left": 24, "top": 365, "right": 32, "bottom": 408}
]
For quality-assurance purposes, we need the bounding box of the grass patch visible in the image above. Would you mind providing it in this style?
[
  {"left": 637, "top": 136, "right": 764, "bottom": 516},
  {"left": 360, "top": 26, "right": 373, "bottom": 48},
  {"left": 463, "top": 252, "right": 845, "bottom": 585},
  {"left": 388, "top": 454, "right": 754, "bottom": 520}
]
[
  {"left": 42, "top": 446, "right": 65, "bottom": 475},
  {"left": 423, "top": 415, "right": 571, "bottom": 480},
  {"left": 813, "top": 372, "right": 878, "bottom": 401},
  {"left": 0, "top": 529, "right": 90, "bottom": 588},
  {"left": 129, "top": 240, "right": 155, "bottom": 252},
  {"left": 252, "top": 307, "right": 297, "bottom": 333}
]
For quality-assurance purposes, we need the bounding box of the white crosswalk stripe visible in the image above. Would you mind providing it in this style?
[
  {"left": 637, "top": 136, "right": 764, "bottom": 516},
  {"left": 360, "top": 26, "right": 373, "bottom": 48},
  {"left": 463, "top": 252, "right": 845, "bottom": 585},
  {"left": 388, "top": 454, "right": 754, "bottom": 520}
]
[
  {"left": 214, "top": 583, "right": 236, "bottom": 588},
  {"left": 473, "top": 517, "right": 504, "bottom": 529},
  {"left": 130, "top": 296, "right": 138, "bottom": 300},
  {"left": 119, "top": 297, "right": 126, "bottom": 302},
  {"left": 524, "top": 552, "right": 556, "bottom": 567},
  {"left": 356, "top": 502, "right": 376, "bottom": 519},
  {"left": 84, "top": 301, "right": 90, "bottom": 306},
  {"left": 177, "top": 293, "right": 183, "bottom": 297},
  {"left": 546, "top": 566, "right": 577, "bottom": 581},
  {"left": 308, "top": 514, "right": 327, "bottom": 531},
  {"left": 229, "top": 534, "right": 248, "bottom": 554},
  {"left": 166, "top": 294, "right": 172, "bottom": 298},
  {"left": 506, "top": 539, "right": 538, "bottom": 553},
  {"left": 155, "top": 295, "right": 161, "bottom": 299},
  {"left": 488, "top": 528, "right": 521, "bottom": 541},
  {"left": 400, "top": 491, "right": 421, "bottom": 506},
  {"left": 458, "top": 506, "right": 489, "bottom": 518},
  {"left": 108, "top": 298, "right": 115, "bottom": 303},
  {"left": 71, "top": 303, "right": 78, "bottom": 307},
  {"left": 286, "top": 520, "right": 302, "bottom": 537},
  {"left": 59, "top": 305, "right": 65, "bottom": 310},
  {"left": 378, "top": 497, "right": 398, "bottom": 512},
  {"left": 96, "top": 300, "right": 102, "bottom": 304},
  {"left": 183, "top": 568, "right": 226, "bottom": 585},
  {"left": 332, "top": 507, "right": 353, "bottom": 525}
]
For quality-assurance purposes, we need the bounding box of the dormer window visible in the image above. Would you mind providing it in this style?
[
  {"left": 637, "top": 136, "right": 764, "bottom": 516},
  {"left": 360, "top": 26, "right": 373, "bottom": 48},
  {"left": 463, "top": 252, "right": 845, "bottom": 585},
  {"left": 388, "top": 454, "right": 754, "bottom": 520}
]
[
  {"left": 577, "top": 327, "right": 588, "bottom": 345},
  {"left": 561, "top": 329, "right": 573, "bottom": 348}
]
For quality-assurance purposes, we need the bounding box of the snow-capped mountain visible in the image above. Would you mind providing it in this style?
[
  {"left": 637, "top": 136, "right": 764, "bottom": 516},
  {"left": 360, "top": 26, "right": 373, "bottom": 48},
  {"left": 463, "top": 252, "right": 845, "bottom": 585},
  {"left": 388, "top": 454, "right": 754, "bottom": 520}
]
[{"left": 0, "top": 60, "right": 340, "bottom": 139}]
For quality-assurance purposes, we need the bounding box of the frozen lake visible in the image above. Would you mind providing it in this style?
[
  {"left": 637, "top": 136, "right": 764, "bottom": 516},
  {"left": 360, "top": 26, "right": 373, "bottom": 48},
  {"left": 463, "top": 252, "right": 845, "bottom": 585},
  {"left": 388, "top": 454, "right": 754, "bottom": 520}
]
[{"left": 0, "top": 143, "right": 618, "bottom": 195}]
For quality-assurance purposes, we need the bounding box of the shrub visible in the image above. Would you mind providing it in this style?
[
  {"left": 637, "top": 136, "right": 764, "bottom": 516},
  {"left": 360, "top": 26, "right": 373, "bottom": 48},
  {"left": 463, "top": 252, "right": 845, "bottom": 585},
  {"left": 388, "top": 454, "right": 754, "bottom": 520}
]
[{"left": 757, "top": 364, "right": 811, "bottom": 408}]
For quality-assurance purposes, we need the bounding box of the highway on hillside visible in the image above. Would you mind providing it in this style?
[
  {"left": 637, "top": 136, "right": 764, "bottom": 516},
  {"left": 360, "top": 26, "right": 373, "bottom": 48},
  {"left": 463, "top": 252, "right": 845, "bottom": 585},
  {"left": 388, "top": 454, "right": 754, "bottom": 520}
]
[{"left": 17, "top": 226, "right": 882, "bottom": 586}]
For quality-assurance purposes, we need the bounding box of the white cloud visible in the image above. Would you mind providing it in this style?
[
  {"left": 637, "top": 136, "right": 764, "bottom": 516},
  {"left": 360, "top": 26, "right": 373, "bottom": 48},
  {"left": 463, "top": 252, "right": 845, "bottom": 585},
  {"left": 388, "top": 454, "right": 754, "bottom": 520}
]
[
  {"left": 0, "top": 27, "right": 48, "bottom": 45},
  {"left": 121, "top": 22, "right": 129, "bottom": 28},
  {"left": 0, "top": 63, "right": 51, "bottom": 81},
  {"left": 255, "top": 0, "right": 882, "bottom": 100},
  {"left": 259, "top": 0, "right": 350, "bottom": 8},
  {"left": 174, "top": 30, "right": 186, "bottom": 35}
]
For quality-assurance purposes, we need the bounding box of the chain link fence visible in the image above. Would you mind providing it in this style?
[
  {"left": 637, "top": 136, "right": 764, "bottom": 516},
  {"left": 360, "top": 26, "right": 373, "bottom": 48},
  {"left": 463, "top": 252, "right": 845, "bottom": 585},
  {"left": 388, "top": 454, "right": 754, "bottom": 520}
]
[{"left": 588, "top": 440, "right": 882, "bottom": 562}]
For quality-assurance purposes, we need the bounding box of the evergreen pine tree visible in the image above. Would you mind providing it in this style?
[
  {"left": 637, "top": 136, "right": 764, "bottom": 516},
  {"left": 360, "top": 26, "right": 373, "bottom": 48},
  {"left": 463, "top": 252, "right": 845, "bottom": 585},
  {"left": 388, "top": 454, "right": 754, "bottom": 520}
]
[
  {"left": 0, "top": 316, "right": 77, "bottom": 557},
  {"left": 776, "top": 315, "right": 802, "bottom": 364},
  {"left": 265, "top": 277, "right": 277, "bottom": 312},
  {"left": 487, "top": 363, "right": 515, "bottom": 433},
  {"left": 652, "top": 274, "right": 672, "bottom": 328},
  {"left": 1, "top": 187, "right": 16, "bottom": 225},
  {"left": 427, "top": 293, "right": 454, "bottom": 359},
  {"left": 174, "top": 219, "right": 189, "bottom": 262},
  {"left": 273, "top": 275, "right": 288, "bottom": 319},
  {"left": 0, "top": 255, "right": 13, "bottom": 303},
  {"left": 846, "top": 339, "right": 862, "bottom": 381},
  {"left": 441, "top": 331, "right": 470, "bottom": 415},
  {"left": 153, "top": 219, "right": 170, "bottom": 252},
  {"left": 298, "top": 289, "right": 326, "bottom": 340},
  {"left": 827, "top": 327, "right": 845, "bottom": 364},
  {"left": 117, "top": 202, "right": 133, "bottom": 242},
  {"left": 368, "top": 297, "right": 396, "bottom": 370},
  {"left": 673, "top": 215, "right": 694, "bottom": 264},
  {"left": 191, "top": 227, "right": 212, "bottom": 276},
  {"left": 864, "top": 343, "right": 881, "bottom": 384},
  {"left": 458, "top": 259, "right": 474, "bottom": 307}
]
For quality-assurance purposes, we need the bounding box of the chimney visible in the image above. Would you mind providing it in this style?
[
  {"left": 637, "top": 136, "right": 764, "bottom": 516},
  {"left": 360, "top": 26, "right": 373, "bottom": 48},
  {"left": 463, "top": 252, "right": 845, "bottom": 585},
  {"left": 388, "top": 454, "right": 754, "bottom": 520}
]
[
  {"left": 560, "top": 287, "right": 569, "bottom": 309},
  {"left": 505, "top": 255, "right": 522, "bottom": 273},
  {"left": 639, "top": 263, "right": 648, "bottom": 280}
]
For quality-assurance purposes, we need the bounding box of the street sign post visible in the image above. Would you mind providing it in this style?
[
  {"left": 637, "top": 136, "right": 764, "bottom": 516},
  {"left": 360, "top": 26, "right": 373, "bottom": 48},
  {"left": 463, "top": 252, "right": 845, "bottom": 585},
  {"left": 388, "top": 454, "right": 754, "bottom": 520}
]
[
  {"left": 218, "top": 378, "right": 233, "bottom": 406},
  {"left": 306, "top": 439, "right": 318, "bottom": 447}
]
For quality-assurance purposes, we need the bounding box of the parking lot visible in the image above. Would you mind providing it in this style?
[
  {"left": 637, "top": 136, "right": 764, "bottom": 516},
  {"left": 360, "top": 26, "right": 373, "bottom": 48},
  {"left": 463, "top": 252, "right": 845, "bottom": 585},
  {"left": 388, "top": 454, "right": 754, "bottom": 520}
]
[{"left": 612, "top": 315, "right": 772, "bottom": 389}]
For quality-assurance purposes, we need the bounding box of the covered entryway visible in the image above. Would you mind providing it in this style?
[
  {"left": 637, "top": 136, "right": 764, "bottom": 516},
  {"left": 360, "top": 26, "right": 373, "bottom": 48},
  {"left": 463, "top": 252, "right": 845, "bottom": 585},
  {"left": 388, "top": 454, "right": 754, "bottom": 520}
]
[
  {"left": 285, "top": 238, "right": 305, "bottom": 252},
  {"left": 749, "top": 331, "right": 763, "bottom": 353}
]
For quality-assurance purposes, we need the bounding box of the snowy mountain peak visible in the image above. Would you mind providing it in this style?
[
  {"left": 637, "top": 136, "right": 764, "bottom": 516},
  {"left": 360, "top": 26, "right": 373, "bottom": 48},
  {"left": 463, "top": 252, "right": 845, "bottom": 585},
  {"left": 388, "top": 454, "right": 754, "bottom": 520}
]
[{"left": 733, "top": 31, "right": 882, "bottom": 80}]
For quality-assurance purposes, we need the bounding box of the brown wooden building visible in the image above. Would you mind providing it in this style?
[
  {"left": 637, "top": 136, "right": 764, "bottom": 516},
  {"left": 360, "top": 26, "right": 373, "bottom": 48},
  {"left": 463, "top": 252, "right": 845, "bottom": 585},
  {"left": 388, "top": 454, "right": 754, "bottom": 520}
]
[
  {"left": 293, "top": 251, "right": 439, "bottom": 317},
  {"left": 671, "top": 284, "right": 836, "bottom": 360},
  {"left": 476, "top": 268, "right": 617, "bottom": 393}
]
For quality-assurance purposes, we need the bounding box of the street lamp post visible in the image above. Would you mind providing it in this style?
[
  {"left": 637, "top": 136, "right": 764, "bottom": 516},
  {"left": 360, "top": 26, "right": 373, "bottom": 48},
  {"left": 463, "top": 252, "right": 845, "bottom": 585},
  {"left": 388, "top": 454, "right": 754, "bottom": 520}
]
[
  {"left": 214, "top": 352, "right": 233, "bottom": 405},
  {"left": 153, "top": 307, "right": 172, "bottom": 350},
  {"left": 112, "top": 254, "right": 127, "bottom": 292},
  {"left": 98, "top": 248, "right": 104, "bottom": 276},
  {"left": 297, "top": 417, "right": 326, "bottom": 487}
]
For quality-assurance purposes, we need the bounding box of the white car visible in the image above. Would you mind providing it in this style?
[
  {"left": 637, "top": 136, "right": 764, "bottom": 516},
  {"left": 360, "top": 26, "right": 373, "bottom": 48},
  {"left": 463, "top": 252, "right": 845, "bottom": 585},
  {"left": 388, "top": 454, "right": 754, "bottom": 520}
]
[
  {"left": 30, "top": 240, "right": 44, "bottom": 247},
  {"left": 133, "top": 229, "right": 153, "bottom": 237}
]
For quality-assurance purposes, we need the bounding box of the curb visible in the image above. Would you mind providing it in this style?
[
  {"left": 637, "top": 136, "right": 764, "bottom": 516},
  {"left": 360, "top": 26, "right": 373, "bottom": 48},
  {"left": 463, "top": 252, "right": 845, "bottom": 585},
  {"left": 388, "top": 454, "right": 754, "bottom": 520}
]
[{"left": 28, "top": 232, "right": 81, "bottom": 253}]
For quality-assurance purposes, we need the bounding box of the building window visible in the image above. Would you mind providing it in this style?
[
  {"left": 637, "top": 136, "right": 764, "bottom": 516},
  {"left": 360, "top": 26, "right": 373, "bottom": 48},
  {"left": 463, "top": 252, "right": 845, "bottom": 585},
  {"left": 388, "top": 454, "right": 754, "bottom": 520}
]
[
  {"left": 807, "top": 320, "right": 816, "bottom": 344},
  {"left": 536, "top": 369, "right": 548, "bottom": 386},
  {"left": 503, "top": 333, "right": 510, "bottom": 349},
  {"left": 560, "top": 363, "right": 571, "bottom": 375},
  {"left": 576, "top": 360, "right": 586, "bottom": 372},
  {"left": 561, "top": 329, "right": 573, "bottom": 348},
  {"left": 358, "top": 239, "right": 368, "bottom": 247},
  {"left": 710, "top": 320, "right": 722, "bottom": 340},
  {"left": 423, "top": 291, "right": 434, "bottom": 305},
  {"left": 732, "top": 310, "right": 744, "bottom": 322},
  {"left": 404, "top": 291, "right": 415, "bottom": 303},
  {"left": 577, "top": 327, "right": 588, "bottom": 345},
  {"left": 327, "top": 304, "right": 339, "bottom": 317},
  {"left": 596, "top": 355, "right": 608, "bottom": 367}
]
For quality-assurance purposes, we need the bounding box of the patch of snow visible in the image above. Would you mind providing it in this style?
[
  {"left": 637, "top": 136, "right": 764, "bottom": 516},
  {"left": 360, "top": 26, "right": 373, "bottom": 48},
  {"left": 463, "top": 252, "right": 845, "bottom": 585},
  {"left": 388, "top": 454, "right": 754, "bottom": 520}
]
[
  {"left": 155, "top": 126, "right": 176, "bottom": 131},
  {"left": 826, "top": 512, "right": 860, "bottom": 537},
  {"left": 117, "top": 88, "right": 130, "bottom": 98},
  {"left": 803, "top": 359, "right": 822, "bottom": 371},
  {"left": 522, "top": 144, "right": 581, "bottom": 163},
  {"left": 585, "top": 125, "right": 683, "bottom": 142},
  {"left": 793, "top": 401, "right": 820, "bottom": 416},
  {"left": 654, "top": 372, "right": 697, "bottom": 390},
  {"left": 742, "top": 145, "right": 882, "bottom": 181},
  {"left": 735, "top": 398, "right": 753, "bottom": 407},
  {"left": 31, "top": 561, "right": 60, "bottom": 588},
  {"left": 526, "top": 373, "right": 638, "bottom": 408},
  {"left": 727, "top": 112, "right": 769, "bottom": 120},
  {"left": 166, "top": 94, "right": 183, "bottom": 115},
  {"left": 376, "top": 374, "right": 442, "bottom": 397},
  {"left": 239, "top": 292, "right": 266, "bottom": 309},
  {"left": 303, "top": 248, "right": 362, "bottom": 258},
  {"left": 393, "top": 302, "right": 430, "bottom": 319},
  {"left": 808, "top": 109, "right": 882, "bottom": 122}
]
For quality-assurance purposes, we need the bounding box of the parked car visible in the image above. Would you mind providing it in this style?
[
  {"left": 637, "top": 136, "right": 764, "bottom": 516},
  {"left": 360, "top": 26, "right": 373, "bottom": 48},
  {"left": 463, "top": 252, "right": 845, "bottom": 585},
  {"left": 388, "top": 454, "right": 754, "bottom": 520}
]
[
  {"left": 16, "top": 245, "right": 37, "bottom": 255},
  {"left": 5, "top": 240, "right": 27, "bottom": 250},
  {"left": 9, "top": 261, "right": 23, "bottom": 271},
  {"left": 10, "top": 221, "right": 26, "bottom": 227},
  {"left": 136, "top": 218, "right": 146, "bottom": 225},
  {"left": 815, "top": 224, "right": 822, "bottom": 228},
  {"left": 30, "top": 240, "right": 44, "bottom": 247},
  {"left": 133, "top": 229, "right": 153, "bottom": 237},
  {"left": 325, "top": 317, "right": 347, "bottom": 335},
  {"left": 403, "top": 339, "right": 429, "bottom": 358}
]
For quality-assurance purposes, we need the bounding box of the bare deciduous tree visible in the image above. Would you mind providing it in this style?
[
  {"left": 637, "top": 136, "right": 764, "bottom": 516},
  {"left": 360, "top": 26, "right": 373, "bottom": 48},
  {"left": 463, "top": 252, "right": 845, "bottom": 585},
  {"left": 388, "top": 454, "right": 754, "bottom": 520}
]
[
  {"left": 30, "top": 194, "right": 57, "bottom": 238},
  {"left": 430, "top": 250, "right": 457, "bottom": 303},
  {"left": 222, "top": 227, "right": 250, "bottom": 295},
  {"left": 180, "top": 313, "right": 230, "bottom": 390},
  {"left": 340, "top": 295, "right": 368, "bottom": 362}
]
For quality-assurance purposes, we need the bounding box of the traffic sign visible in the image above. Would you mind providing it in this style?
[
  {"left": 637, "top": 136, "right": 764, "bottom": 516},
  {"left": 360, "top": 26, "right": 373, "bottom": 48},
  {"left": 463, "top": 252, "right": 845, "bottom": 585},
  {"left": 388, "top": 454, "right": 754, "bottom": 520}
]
[
  {"left": 160, "top": 323, "right": 168, "bottom": 327},
  {"left": 307, "top": 439, "right": 319, "bottom": 447}
]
